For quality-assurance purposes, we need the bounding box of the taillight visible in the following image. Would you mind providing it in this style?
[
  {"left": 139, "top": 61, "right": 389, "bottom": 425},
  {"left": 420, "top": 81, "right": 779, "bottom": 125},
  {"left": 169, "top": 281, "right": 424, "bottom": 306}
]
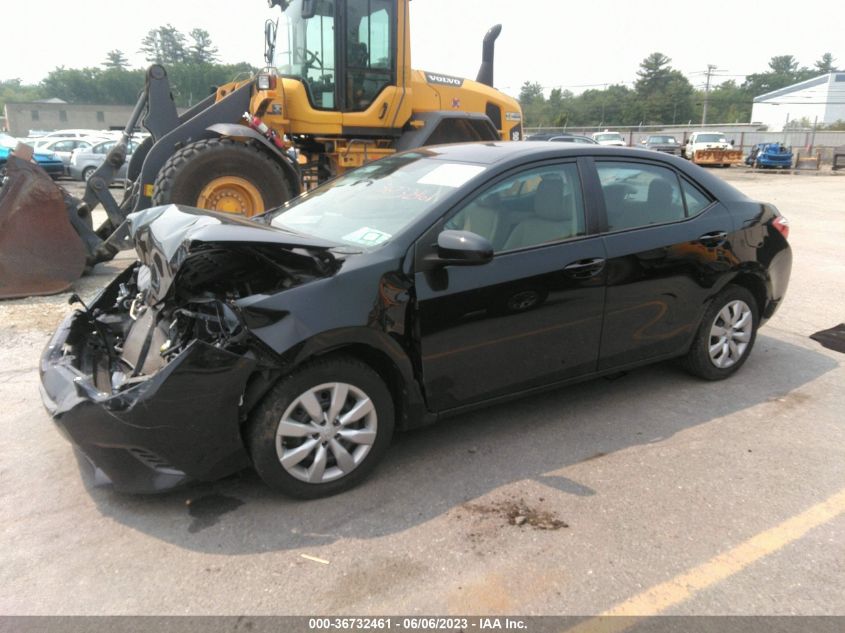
[{"left": 773, "top": 216, "right": 789, "bottom": 240}]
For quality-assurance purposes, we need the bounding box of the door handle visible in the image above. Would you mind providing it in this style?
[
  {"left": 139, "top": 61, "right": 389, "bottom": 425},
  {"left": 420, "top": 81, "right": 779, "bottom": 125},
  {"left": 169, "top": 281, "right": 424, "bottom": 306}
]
[
  {"left": 378, "top": 102, "right": 389, "bottom": 119},
  {"left": 563, "top": 257, "right": 606, "bottom": 278},
  {"left": 698, "top": 231, "right": 728, "bottom": 246}
]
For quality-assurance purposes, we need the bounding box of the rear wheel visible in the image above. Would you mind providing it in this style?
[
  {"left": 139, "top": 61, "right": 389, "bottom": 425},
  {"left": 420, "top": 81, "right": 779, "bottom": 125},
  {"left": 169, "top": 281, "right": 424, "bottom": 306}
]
[
  {"left": 82, "top": 166, "right": 96, "bottom": 181},
  {"left": 248, "top": 356, "right": 395, "bottom": 499},
  {"left": 152, "top": 138, "right": 294, "bottom": 217},
  {"left": 683, "top": 285, "right": 759, "bottom": 380}
]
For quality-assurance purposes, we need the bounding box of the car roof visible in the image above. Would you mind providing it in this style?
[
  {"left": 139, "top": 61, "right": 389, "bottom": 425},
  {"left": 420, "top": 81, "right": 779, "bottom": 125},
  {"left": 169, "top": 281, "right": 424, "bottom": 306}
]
[{"left": 411, "top": 141, "right": 748, "bottom": 201}]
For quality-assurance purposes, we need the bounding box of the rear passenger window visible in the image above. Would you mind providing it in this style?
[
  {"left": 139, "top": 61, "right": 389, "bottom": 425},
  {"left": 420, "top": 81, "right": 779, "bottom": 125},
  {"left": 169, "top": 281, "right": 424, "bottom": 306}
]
[
  {"left": 597, "top": 162, "right": 686, "bottom": 231},
  {"left": 681, "top": 179, "right": 712, "bottom": 216},
  {"left": 446, "top": 163, "right": 586, "bottom": 253}
]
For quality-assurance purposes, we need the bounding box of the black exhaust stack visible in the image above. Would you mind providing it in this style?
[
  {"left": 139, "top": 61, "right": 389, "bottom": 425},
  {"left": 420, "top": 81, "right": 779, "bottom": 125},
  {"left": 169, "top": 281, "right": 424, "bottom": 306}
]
[{"left": 476, "top": 24, "right": 502, "bottom": 87}]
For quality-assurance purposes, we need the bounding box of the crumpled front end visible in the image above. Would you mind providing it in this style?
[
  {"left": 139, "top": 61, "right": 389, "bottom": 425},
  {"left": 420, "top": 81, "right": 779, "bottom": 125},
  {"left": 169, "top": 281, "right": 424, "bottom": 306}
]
[
  {"left": 40, "top": 205, "right": 344, "bottom": 493},
  {"left": 40, "top": 265, "right": 260, "bottom": 493}
]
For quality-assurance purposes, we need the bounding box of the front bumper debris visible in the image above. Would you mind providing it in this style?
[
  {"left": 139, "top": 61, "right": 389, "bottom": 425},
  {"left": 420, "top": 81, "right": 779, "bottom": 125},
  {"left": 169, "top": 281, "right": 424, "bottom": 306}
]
[{"left": 40, "top": 274, "right": 258, "bottom": 494}]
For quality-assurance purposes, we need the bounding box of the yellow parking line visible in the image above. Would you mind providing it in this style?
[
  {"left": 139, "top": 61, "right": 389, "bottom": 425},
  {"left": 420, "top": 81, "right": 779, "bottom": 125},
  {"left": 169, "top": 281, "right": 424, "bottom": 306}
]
[{"left": 565, "top": 487, "right": 845, "bottom": 633}]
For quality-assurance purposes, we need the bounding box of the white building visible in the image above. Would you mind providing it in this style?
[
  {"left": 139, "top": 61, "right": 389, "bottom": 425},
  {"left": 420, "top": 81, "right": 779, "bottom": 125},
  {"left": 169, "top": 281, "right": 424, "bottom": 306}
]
[{"left": 751, "top": 72, "right": 845, "bottom": 131}]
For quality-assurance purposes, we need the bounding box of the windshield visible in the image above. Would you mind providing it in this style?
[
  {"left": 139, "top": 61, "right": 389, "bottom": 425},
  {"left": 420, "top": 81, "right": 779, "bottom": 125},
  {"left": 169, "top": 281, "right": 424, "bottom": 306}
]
[
  {"left": 274, "top": 0, "right": 395, "bottom": 112},
  {"left": 696, "top": 134, "right": 728, "bottom": 143},
  {"left": 595, "top": 133, "right": 623, "bottom": 142},
  {"left": 275, "top": 0, "right": 337, "bottom": 109},
  {"left": 268, "top": 154, "right": 487, "bottom": 249},
  {"left": 648, "top": 136, "right": 677, "bottom": 144}
]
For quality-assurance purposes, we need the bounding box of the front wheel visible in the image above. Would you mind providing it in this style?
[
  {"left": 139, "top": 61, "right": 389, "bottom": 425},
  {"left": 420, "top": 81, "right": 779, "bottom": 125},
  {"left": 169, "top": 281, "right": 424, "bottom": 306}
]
[
  {"left": 152, "top": 138, "right": 294, "bottom": 218},
  {"left": 248, "top": 356, "right": 395, "bottom": 499},
  {"left": 683, "top": 285, "right": 759, "bottom": 380}
]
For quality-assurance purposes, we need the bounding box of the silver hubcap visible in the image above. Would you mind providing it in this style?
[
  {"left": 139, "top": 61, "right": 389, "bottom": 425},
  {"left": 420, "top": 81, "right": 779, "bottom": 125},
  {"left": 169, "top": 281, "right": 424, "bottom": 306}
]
[
  {"left": 275, "top": 382, "right": 377, "bottom": 484},
  {"left": 708, "top": 300, "right": 753, "bottom": 369}
]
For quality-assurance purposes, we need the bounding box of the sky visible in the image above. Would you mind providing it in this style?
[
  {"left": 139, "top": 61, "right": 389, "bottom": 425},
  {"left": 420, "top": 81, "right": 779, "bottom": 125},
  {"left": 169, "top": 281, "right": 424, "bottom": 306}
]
[{"left": 1, "top": 0, "right": 843, "bottom": 98}]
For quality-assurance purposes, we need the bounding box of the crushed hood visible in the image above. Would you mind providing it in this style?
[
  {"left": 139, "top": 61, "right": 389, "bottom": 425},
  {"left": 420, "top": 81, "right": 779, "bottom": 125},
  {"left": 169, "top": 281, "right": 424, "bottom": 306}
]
[{"left": 127, "top": 205, "right": 341, "bottom": 303}]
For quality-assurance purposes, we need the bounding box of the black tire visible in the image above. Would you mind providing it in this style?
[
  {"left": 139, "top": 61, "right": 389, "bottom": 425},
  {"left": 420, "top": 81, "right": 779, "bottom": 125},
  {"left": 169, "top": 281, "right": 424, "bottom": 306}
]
[
  {"left": 152, "top": 138, "right": 294, "bottom": 215},
  {"left": 82, "top": 166, "right": 96, "bottom": 181},
  {"left": 248, "top": 355, "right": 395, "bottom": 499},
  {"left": 683, "top": 285, "right": 759, "bottom": 381}
]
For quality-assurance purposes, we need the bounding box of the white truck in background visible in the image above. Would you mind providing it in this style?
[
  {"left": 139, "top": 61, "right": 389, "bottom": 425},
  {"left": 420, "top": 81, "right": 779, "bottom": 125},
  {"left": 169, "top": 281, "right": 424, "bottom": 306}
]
[{"left": 682, "top": 131, "right": 743, "bottom": 166}]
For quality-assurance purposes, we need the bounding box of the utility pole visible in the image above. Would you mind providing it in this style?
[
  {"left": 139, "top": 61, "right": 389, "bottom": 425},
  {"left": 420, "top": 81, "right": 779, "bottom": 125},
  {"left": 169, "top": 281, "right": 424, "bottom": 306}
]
[{"left": 701, "top": 64, "right": 717, "bottom": 127}]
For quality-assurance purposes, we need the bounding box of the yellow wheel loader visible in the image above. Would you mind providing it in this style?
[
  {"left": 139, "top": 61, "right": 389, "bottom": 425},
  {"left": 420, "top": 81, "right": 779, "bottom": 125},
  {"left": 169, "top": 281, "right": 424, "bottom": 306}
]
[{"left": 0, "top": 0, "right": 522, "bottom": 299}]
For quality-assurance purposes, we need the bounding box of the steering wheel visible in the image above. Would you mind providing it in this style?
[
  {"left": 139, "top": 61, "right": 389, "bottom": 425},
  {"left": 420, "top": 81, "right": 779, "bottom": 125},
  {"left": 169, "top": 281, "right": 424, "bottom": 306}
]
[{"left": 301, "top": 48, "right": 323, "bottom": 71}]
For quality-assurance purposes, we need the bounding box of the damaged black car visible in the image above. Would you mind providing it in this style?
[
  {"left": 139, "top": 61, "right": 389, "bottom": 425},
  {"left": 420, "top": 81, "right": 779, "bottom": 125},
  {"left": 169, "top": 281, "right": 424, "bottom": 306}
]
[{"left": 40, "top": 143, "right": 792, "bottom": 498}]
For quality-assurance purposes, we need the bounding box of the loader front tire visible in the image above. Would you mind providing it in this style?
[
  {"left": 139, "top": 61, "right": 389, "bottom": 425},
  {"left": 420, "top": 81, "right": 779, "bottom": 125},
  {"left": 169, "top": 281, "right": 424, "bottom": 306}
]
[{"left": 152, "top": 138, "right": 294, "bottom": 218}]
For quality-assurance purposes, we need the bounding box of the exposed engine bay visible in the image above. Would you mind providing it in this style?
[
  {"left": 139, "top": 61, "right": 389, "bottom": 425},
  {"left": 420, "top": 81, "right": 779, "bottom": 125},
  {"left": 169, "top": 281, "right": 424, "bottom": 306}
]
[{"left": 54, "top": 209, "right": 337, "bottom": 402}]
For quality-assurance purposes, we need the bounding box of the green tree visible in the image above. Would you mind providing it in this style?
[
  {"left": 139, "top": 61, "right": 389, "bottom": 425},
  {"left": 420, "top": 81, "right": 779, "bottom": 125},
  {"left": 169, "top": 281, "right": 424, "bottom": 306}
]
[
  {"left": 0, "top": 78, "right": 44, "bottom": 114},
  {"left": 635, "top": 52, "right": 673, "bottom": 94},
  {"left": 140, "top": 24, "right": 188, "bottom": 65},
  {"left": 103, "top": 50, "right": 129, "bottom": 71},
  {"left": 693, "top": 80, "right": 752, "bottom": 125},
  {"left": 188, "top": 29, "right": 220, "bottom": 65},
  {"left": 633, "top": 53, "right": 693, "bottom": 125},
  {"left": 518, "top": 81, "right": 546, "bottom": 126},
  {"left": 743, "top": 54, "right": 815, "bottom": 96},
  {"left": 165, "top": 61, "right": 257, "bottom": 107},
  {"left": 98, "top": 68, "right": 146, "bottom": 105},
  {"left": 814, "top": 53, "right": 839, "bottom": 73},
  {"left": 518, "top": 81, "right": 544, "bottom": 107},
  {"left": 41, "top": 67, "right": 105, "bottom": 103}
]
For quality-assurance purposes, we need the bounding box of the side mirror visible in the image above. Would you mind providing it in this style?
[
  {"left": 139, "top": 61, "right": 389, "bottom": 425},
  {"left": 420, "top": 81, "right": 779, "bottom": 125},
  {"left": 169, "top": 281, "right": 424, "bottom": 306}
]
[
  {"left": 430, "top": 230, "right": 493, "bottom": 267},
  {"left": 264, "top": 19, "right": 277, "bottom": 66}
]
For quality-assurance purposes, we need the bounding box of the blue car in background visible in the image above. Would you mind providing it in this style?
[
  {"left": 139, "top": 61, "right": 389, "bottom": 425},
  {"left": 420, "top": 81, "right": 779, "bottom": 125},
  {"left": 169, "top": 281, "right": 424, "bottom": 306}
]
[
  {"left": 746, "top": 143, "right": 794, "bottom": 169},
  {"left": 0, "top": 133, "right": 66, "bottom": 183}
]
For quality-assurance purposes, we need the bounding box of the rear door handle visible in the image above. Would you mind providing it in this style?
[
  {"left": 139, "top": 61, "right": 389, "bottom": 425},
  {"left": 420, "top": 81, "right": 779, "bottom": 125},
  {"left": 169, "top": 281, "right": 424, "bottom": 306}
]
[
  {"left": 564, "top": 257, "right": 606, "bottom": 278},
  {"left": 698, "top": 231, "right": 728, "bottom": 246}
]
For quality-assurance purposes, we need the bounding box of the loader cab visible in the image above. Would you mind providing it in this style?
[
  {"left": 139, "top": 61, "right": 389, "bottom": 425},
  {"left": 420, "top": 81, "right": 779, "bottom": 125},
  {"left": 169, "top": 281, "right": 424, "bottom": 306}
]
[{"left": 275, "top": 0, "right": 403, "bottom": 115}]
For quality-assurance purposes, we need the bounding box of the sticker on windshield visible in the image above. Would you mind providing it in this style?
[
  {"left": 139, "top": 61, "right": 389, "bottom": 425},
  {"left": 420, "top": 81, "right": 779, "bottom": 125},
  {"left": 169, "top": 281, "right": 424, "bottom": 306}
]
[
  {"left": 418, "top": 164, "right": 486, "bottom": 188},
  {"left": 343, "top": 227, "right": 392, "bottom": 247}
]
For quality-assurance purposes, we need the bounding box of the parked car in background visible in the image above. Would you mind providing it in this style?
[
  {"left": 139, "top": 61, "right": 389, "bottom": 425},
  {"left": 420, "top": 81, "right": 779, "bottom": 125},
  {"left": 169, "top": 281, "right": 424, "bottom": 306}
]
[
  {"left": 28, "top": 137, "right": 107, "bottom": 174},
  {"left": 592, "top": 130, "right": 627, "bottom": 146},
  {"left": 41, "top": 142, "right": 792, "bottom": 498},
  {"left": 0, "top": 134, "right": 65, "bottom": 182},
  {"left": 640, "top": 134, "right": 682, "bottom": 155},
  {"left": 682, "top": 132, "right": 743, "bottom": 166},
  {"left": 549, "top": 135, "right": 598, "bottom": 144},
  {"left": 69, "top": 139, "right": 139, "bottom": 182},
  {"left": 746, "top": 143, "right": 793, "bottom": 169},
  {"left": 29, "top": 129, "right": 105, "bottom": 140},
  {"left": 526, "top": 133, "right": 598, "bottom": 144}
]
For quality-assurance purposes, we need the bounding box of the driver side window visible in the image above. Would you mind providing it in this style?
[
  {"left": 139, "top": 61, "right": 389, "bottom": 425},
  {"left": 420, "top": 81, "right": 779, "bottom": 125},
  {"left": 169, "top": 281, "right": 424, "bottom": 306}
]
[{"left": 446, "top": 163, "right": 586, "bottom": 253}]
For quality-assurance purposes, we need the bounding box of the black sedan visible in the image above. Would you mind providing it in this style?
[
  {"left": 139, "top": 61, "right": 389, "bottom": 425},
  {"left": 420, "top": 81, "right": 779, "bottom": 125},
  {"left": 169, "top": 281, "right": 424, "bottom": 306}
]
[{"left": 40, "top": 143, "right": 792, "bottom": 498}]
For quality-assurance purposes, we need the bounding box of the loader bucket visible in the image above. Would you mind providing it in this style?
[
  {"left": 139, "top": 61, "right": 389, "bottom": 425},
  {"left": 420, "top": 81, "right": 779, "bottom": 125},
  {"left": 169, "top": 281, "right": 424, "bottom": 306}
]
[{"left": 0, "top": 155, "right": 88, "bottom": 299}]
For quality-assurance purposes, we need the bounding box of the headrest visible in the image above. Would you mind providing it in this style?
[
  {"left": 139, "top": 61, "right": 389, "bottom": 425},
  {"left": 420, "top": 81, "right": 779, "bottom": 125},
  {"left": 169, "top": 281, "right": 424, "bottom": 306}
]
[
  {"left": 647, "top": 179, "right": 673, "bottom": 206},
  {"left": 534, "top": 177, "right": 570, "bottom": 221}
]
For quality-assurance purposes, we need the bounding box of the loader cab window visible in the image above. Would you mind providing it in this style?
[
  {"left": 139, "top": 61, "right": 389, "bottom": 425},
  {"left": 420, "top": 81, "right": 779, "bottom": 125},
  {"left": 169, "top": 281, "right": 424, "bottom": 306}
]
[
  {"left": 345, "top": 1, "right": 395, "bottom": 111},
  {"left": 276, "top": 0, "right": 338, "bottom": 110}
]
